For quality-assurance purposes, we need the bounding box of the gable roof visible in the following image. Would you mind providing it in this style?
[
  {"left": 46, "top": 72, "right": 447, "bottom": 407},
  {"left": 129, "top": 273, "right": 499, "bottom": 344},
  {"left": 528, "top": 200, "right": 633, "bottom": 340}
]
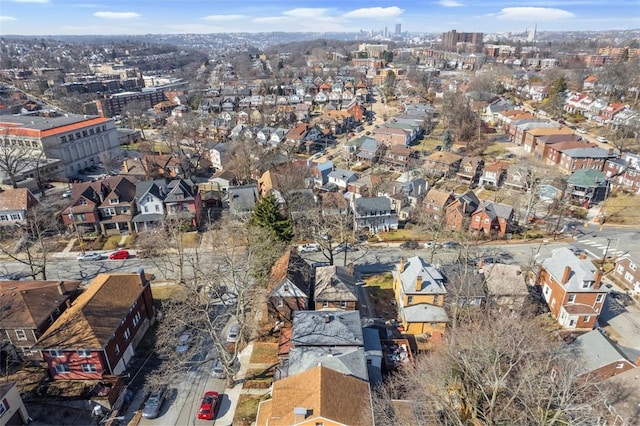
[
  {"left": 402, "top": 303, "right": 449, "bottom": 323},
  {"left": 473, "top": 201, "right": 513, "bottom": 220},
  {"left": 256, "top": 365, "right": 373, "bottom": 426},
  {"left": 394, "top": 256, "right": 446, "bottom": 296},
  {"left": 0, "top": 188, "right": 38, "bottom": 212},
  {"left": 572, "top": 330, "right": 632, "bottom": 375},
  {"left": 423, "top": 188, "right": 454, "bottom": 208},
  {"left": 268, "top": 249, "right": 312, "bottom": 298},
  {"left": 567, "top": 169, "right": 607, "bottom": 187},
  {"left": 539, "top": 247, "right": 602, "bottom": 293},
  {"left": 135, "top": 179, "right": 167, "bottom": 201},
  {"left": 353, "top": 196, "right": 391, "bottom": 215},
  {"left": 287, "top": 346, "right": 368, "bottom": 382},
  {"left": 314, "top": 266, "right": 358, "bottom": 302},
  {"left": 291, "top": 310, "right": 363, "bottom": 347},
  {"left": 164, "top": 179, "right": 198, "bottom": 202},
  {"left": 0, "top": 280, "right": 81, "bottom": 330},
  {"left": 34, "top": 272, "right": 149, "bottom": 350}
]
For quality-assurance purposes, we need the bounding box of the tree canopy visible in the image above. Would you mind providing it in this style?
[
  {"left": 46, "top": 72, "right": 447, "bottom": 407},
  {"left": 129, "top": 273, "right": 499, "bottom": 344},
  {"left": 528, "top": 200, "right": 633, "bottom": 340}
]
[{"left": 250, "top": 193, "right": 294, "bottom": 242}]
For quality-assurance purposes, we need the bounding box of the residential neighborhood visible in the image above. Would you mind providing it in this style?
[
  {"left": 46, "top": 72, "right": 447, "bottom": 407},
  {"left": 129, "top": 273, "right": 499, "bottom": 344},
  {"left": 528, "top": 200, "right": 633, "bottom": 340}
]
[{"left": 0, "top": 20, "right": 639, "bottom": 426}]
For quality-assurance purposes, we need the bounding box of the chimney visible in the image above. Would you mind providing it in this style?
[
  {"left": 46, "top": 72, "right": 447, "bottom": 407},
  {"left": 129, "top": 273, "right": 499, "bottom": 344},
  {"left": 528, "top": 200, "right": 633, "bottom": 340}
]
[
  {"left": 56, "top": 281, "right": 65, "bottom": 295},
  {"left": 594, "top": 270, "right": 603, "bottom": 289},
  {"left": 324, "top": 314, "right": 331, "bottom": 323},
  {"left": 578, "top": 253, "right": 587, "bottom": 260},
  {"left": 635, "top": 355, "right": 640, "bottom": 367},
  {"left": 415, "top": 275, "right": 423, "bottom": 292},
  {"left": 561, "top": 266, "right": 572, "bottom": 284},
  {"left": 123, "top": 160, "right": 129, "bottom": 173},
  {"left": 477, "top": 259, "right": 484, "bottom": 269},
  {"left": 399, "top": 258, "right": 405, "bottom": 273},
  {"left": 347, "top": 262, "right": 354, "bottom": 276}
]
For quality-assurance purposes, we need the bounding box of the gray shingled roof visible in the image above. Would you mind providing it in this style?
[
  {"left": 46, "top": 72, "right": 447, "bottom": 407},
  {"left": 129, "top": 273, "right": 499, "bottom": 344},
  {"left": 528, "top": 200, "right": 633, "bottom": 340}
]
[
  {"left": 227, "top": 184, "right": 259, "bottom": 214},
  {"left": 287, "top": 347, "right": 368, "bottom": 382},
  {"left": 539, "top": 247, "right": 601, "bottom": 292},
  {"left": 291, "top": 310, "right": 363, "bottom": 347},
  {"left": 572, "top": 330, "right": 630, "bottom": 375},
  {"left": 394, "top": 256, "right": 446, "bottom": 295},
  {"left": 314, "top": 266, "right": 358, "bottom": 302},
  {"left": 354, "top": 196, "right": 391, "bottom": 215},
  {"left": 402, "top": 303, "right": 449, "bottom": 323},
  {"left": 135, "top": 179, "right": 167, "bottom": 201},
  {"left": 561, "top": 147, "right": 611, "bottom": 158}
]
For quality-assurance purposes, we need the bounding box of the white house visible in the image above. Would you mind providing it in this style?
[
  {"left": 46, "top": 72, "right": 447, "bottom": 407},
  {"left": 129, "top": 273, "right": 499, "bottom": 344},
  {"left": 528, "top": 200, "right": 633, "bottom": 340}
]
[{"left": 132, "top": 179, "right": 167, "bottom": 232}]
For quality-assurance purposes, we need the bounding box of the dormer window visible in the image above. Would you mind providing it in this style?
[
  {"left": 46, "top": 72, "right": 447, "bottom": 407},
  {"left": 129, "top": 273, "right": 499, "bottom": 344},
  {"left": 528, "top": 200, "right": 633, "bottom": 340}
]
[
  {"left": 78, "top": 199, "right": 87, "bottom": 205},
  {"left": 581, "top": 281, "right": 592, "bottom": 289},
  {"left": 109, "top": 198, "right": 119, "bottom": 204}
]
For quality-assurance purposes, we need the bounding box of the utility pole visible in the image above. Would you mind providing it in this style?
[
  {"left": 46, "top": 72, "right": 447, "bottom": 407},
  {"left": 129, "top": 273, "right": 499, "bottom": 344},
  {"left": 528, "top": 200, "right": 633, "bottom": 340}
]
[{"left": 601, "top": 238, "right": 612, "bottom": 269}]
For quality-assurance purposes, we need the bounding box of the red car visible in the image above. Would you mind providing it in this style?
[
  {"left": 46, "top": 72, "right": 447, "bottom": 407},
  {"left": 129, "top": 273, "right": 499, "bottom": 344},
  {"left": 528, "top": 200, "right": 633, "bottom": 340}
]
[
  {"left": 108, "top": 250, "right": 130, "bottom": 260},
  {"left": 197, "top": 391, "right": 219, "bottom": 420}
]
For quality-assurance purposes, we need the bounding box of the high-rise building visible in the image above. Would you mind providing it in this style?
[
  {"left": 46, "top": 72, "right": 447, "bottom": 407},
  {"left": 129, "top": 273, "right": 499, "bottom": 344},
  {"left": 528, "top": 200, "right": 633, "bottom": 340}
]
[
  {"left": 384, "top": 26, "right": 388, "bottom": 38},
  {"left": 395, "top": 23, "right": 402, "bottom": 35},
  {"left": 527, "top": 23, "right": 537, "bottom": 42},
  {"left": 442, "top": 29, "right": 484, "bottom": 53}
]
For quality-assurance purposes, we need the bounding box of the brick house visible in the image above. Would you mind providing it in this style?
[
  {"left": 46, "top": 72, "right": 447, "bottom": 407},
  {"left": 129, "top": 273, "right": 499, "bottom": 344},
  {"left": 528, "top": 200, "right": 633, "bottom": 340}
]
[
  {"left": 265, "top": 249, "right": 312, "bottom": 324},
  {"left": 558, "top": 147, "right": 612, "bottom": 174},
  {"left": 163, "top": 178, "right": 202, "bottom": 228},
  {"left": 393, "top": 256, "right": 448, "bottom": 336},
  {"left": 34, "top": 270, "right": 155, "bottom": 380},
  {"left": 382, "top": 145, "right": 413, "bottom": 170},
  {"left": 61, "top": 180, "right": 106, "bottom": 233},
  {"left": 533, "top": 134, "right": 582, "bottom": 160},
  {"left": 479, "top": 161, "right": 509, "bottom": 187},
  {"left": 455, "top": 156, "right": 484, "bottom": 184},
  {"left": 372, "top": 126, "right": 410, "bottom": 147},
  {"left": 543, "top": 140, "right": 597, "bottom": 166},
  {"left": 421, "top": 188, "right": 454, "bottom": 223},
  {"left": 423, "top": 152, "right": 462, "bottom": 178},
  {"left": 522, "top": 127, "right": 575, "bottom": 154},
  {"left": 604, "top": 156, "right": 640, "bottom": 194},
  {"left": 612, "top": 252, "right": 640, "bottom": 294},
  {"left": 445, "top": 190, "right": 480, "bottom": 232},
  {"left": 535, "top": 247, "right": 608, "bottom": 330},
  {"left": 469, "top": 201, "right": 514, "bottom": 237},
  {"left": 314, "top": 265, "right": 358, "bottom": 311},
  {"left": 0, "top": 188, "right": 39, "bottom": 226},
  {"left": 0, "top": 280, "right": 81, "bottom": 362}
]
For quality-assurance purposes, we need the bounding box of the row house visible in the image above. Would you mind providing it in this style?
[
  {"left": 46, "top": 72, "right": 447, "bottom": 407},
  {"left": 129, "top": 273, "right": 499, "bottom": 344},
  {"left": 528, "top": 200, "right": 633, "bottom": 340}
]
[
  {"left": 599, "top": 103, "right": 626, "bottom": 124},
  {"left": 423, "top": 152, "right": 463, "bottom": 178},
  {"left": 385, "top": 120, "right": 421, "bottom": 142},
  {"left": 62, "top": 176, "right": 136, "bottom": 235},
  {"left": 522, "top": 127, "right": 575, "bottom": 154},
  {"left": 34, "top": 270, "right": 156, "bottom": 380},
  {"left": 543, "top": 140, "right": 597, "bottom": 166},
  {"left": 469, "top": 201, "right": 515, "bottom": 237},
  {"left": 352, "top": 196, "right": 399, "bottom": 234},
  {"left": 0, "top": 280, "right": 81, "bottom": 362},
  {"left": 0, "top": 188, "right": 39, "bottom": 226},
  {"left": 513, "top": 121, "right": 562, "bottom": 146},
  {"left": 535, "top": 247, "right": 607, "bottom": 330},
  {"left": 558, "top": 146, "right": 612, "bottom": 174},
  {"left": 382, "top": 145, "right": 413, "bottom": 170},
  {"left": 533, "top": 134, "right": 583, "bottom": 160},
  {"left": 495, "top": 110, "right": 535, "bottom": 131},
  {"left": 372, "top": 126, "right": 411, "bottom": 147},
  {"left": 456, "top": 156, "right": 484, "bottom": 184},
  {"left": 479, "top": 160, "right": 509, "bottom": 187},
  {"left": 604, "top": 155, "right": 640, "bottom": 194},
  {"left": 612, "top": 251, "right": 640, "bottom": 294}
]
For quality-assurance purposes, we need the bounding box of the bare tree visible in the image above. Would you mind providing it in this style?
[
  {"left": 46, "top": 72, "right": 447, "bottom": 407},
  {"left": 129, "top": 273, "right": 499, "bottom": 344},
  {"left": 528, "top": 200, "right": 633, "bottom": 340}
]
[{"left": 0, "top": 141, "right": 35, "bottom": 189}]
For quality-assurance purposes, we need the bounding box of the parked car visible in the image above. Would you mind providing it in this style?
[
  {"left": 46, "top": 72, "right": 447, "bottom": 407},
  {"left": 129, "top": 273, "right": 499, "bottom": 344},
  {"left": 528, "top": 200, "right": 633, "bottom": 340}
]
[
  {"left": 576, "top": 128, "right": 587, "bottom": 134},
  {"left": 61, "top": 190, "right": 72, "bottom": 199},
  {"left": 597, "top": 136, "right": 608, "bottom": 143},
  {"left": 108, "top": 250, "right": 130, "bottom": 260},
  {"left": 77, "top": 252, "right": 102, "bottom": 261},
  {"left": 197, "top": 391, "right": 220, "bottom": 420},
  {"left": 142, "top": 389, "right": 165, "bottom": 419},
  {"left": 335, "top": 243, "right": 358, "bottom": 253},
  {"left": 441, "top": 241, "right": 460, "bottom": 249},
  {"left": 176, "top": 333, "right": 191, "bottom": 354},
  {"left": 400, "top": 240, "right": 420, "bottom": 250},
  {"left": 211, "top": 359, "right": 226, "bottom": 379},
  {"left": 311, "top": 261, "right": 331, "bottom": 268},
  {"left": 226, "top": 324, "right": 239, "bottom": 343},
  {"left": 298, "top": 243, "right": 321, "bottom": 253}
]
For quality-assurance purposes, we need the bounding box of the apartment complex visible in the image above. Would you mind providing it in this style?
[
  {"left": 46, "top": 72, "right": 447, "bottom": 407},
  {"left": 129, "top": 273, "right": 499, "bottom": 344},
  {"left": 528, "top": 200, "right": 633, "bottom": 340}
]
[{"left": 442, "top": 30, "right": 484, "bottom": 53}]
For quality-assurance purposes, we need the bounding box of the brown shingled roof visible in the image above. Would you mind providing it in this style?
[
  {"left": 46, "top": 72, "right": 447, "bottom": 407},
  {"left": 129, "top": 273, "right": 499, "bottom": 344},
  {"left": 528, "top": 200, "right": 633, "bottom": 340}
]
[{"left": 0, "top": 188, "right": 38, "bottom": 212}]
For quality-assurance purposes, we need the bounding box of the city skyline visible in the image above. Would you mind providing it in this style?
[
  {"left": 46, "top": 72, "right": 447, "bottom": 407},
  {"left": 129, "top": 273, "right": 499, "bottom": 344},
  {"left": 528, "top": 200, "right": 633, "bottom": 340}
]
[{"left": 1, "top": 0, "right": 639, "bottom": 36}]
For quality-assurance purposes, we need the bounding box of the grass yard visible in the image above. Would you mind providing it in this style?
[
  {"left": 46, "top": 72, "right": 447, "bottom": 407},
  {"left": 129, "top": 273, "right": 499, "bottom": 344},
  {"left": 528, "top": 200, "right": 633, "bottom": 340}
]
[
  {"left": 102, "top": 235, "right": 122, "bottom": 250},
  {"left": 249, "top": 342, "right": 279, "bottom": 364},
  {"left": 364, "top": 272, "right": 396, "bottom": 318},
  {"left": 151, "top": 284, "right": 184, "bottom": 301},
  {"left": 233, "top": 394, "right": 269, "bottom": 426},
  {"left": 378, "top": 228, "right": 431, "bottom": 242},
  {"left": 601, "top": 192, "right": 640, "bottom": 225},
  {"left": 482, "top": 144, "right": 509, "bottom": 158},
  {"left": 180, "top": 232, "right": 201, "bottom": 248},
  {"left": 243, "top": 367, "right": 275, "bottom": 390}
]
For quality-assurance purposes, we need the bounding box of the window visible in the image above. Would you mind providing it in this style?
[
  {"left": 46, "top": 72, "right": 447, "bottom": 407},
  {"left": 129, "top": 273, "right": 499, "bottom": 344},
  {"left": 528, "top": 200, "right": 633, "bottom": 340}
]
[
  {"left": 596, "top": 294, "right": 604, "bottom": 303},
  {"left": 340, "top": 300, "right": 347, "bottom": 308},
  {"left": 322, "top": 301, "right": 329, "bottom": 308},
  {"left": 583, "top": 316, "right": 591, "bottom": 323},
  {"left": 109, "top": 198, "right": 119, "bottom": 204},
  {"left": 407, "top": 296, "right": 413, "bottom": 304},
  {"left": 76, "top": 132, "right": 81, "bottom": 138},
  {"left": 81, "top": 363, "right": 97, "bottom": 373},
  {"left": 568, "top": 294, "right": 576, "bottom": 303},
  {"left": 624, "top": 272, "right": 634, "bottom": 282},
  {"left": 0, "top": 215, "right": 7, "bottom": 221},
  {"left": 78, "top": 198, "right": 87, "bottom": 205},
  {"left": 144, "top": 206, "right": 149, "bottom": 213},
  {"left": 61, "top": 135, "right": 67, "bottom": 143},
  {"left": 55, "top": 363, "right": 70, "bottom": 373},
  {"left": 581, "top": 281, "right": 591, "bottom": 289},
  {"left": 133, "top": 312, "right": 141, "bottom": 327},
  {"left": 49, "top": 350, "right": 64, "bottom": 358},
  {"left": 115, "top": 344, "right": 120, "bottom": 355},
  {"left": 10, "top": 214, "right": 20, "bottom": 220},
  {"left": 632, "top": 263, "right": 638, "bottom": 272},
  {"left": 155, "top": 205, "right": 160, "bottom": 212},
  {"left": 484, "top": 218, "right": 490, "bottom": 224},
  {"left": 124, "top": 328, "right": 131, "bottom": 340},
  {"left": 15, "top": 329, "right": 27, "bottom": 340},
  {"left": 616, "top": 362, "right": 625, "bottom": 369},
  {"left": 77, "top": 349, "right": 91, "bottom": 357},
  {"left": 277, "top": 298, "right": 283, "bottom": 307},
  {"left": 0, "top": 399, "right": 6, "bottom": 417}
]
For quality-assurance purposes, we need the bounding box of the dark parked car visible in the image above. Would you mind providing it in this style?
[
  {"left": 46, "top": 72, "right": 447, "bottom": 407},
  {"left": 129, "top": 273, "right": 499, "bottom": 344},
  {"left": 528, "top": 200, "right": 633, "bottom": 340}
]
[
  {"left": 335, "top": 243, "right": 358, "bottom": 253},
  {"left": 400, "top": 240, "right": 420, "bottom": 250}
]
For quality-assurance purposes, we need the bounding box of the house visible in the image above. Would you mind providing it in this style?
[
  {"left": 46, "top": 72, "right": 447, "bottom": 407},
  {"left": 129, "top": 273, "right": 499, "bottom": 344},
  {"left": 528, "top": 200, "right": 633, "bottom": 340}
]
[
  {"left": 382, "top": 145, "right": 413, "bottom": 170},
  {"left": 571, "top": 330, "right": 638, "bottom": 378},
  {"left": 96, "top": 176, "right": 137, "bottom": 235},
  {"left": 423, "top": 152, "right": 463, "bottom": 178},
  {"left": 286, "top": 346, "right": 368, "bottom": 383},
  {"left": 355, "top": 138, "right": 383, "bottom": 164},
  {"left": 0, "top": 382, "right": 30, "bottom": 425},
  {"left": 311, "top": 160, "right": 334, "bottom": 188},
  {"left": 0, "top": 280, "right": 81, "bottom": 362},
  {"left": 208, "top": 170, "right": 237, "bottom": 193},
  {"left": 533, "top": 134, "right": 583, "bottom": 160},
  {"left": 522, "top": 127, "right": 575, "bottom": 154},
  {"left": 535, "top": 247, "right": 608, "bottom": 330},
  {"left": 164, "top": 179, "right": 202, "bottom": 228},
  {"left": 143, "top": 154, "right": 182, "bottom": 178},
  {"left": 479, "top": 161, "right": 509, "bottom": 187},
  {"left": 348, "top": 174, "right": 382, "bottom": 198},
  {"left": 265, "top": 249, "right": 313, "bottom": 324},
  {"left": 328, "top": 168, "right": 359, "bottom": 191},
  {"left": 208, "top": 143, "right": 230, "bottom": 170},
  {"left": 372, "top": 126, "right": 411, "bottom": 147},
  {"left": 132, "top": 179, "right": 167, "bottom": 232},
  {"left": 393, "top": 256, "right": 448, "bottom": 336},
  {"left": 504, "top": 165, "right": 531, "bottom": 191},
  {"left": 352, "top": 196, "right": 399, "bottom": 234},
  {"left": 421, "top": 189, "right": 454, "bottom": 223},
  {"left": 227, "top": 184, "right": 259, "bottom": 218},
  {"left": 469, "top": 201, "right": 515, "bottom": 237},
  {"left": 445, "top": 190, "right": 480, "bottom": 232},
  {"left": 456, "top": 156, "right": 484, "bottom": 184},
  {"left": 543, "top": 140, "right": 597, "bottom": 166},
  {"left": 61, "top": 180, "right": 107, "bottom": 233},
  {"left": 612, "top": 251, "right": 640, "bottom": 294},
  {"left": 34, "top": 270, "right": 155, "bottom": 379},
  {"left": 0, "top": 188, "right": 39, "bottom": 226},
  {"left": 314, "top": 265, "right": 358, "bottom": 310},
  {"left": 566, "top": 169, "right": 609, "bottom": 207},
  {"left": 484, "top": 263, "right": 529, "bottom": 311},
  {"left": 291, "top": 310, "right": 364, "bottom": 348},
  {"left": 558, "top": 147, "right": 612, "bottom": 174},
  {"left": 255, "top": 365, "right": 373, "bottom": 426},
  {"left": 604, "top": 157, "right": 640, "bottom": 194}
]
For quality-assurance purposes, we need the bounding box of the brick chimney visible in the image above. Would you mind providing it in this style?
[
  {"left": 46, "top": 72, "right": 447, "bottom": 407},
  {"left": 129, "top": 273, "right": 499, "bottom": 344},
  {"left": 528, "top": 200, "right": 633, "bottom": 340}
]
[
  {"left": 561, "top": 266, "right": 572, "bottom": 284},
  {"left": 399, "top": 258, "right": 405, "bottom": 273},
  {"left": 347, "top": 262, "right": 354, "bottom": 276},
  {"left": 56, "top": 281, "right": 65, "bottom": 295},
  {"left": 579, "top": 253, "right": 587, "bottom": 260},
  {"left": 415, "top": 275, "right": 423, "bottom": 292},
  {"left": 594, "top": 270, "right": 603, "bottom": 289}
]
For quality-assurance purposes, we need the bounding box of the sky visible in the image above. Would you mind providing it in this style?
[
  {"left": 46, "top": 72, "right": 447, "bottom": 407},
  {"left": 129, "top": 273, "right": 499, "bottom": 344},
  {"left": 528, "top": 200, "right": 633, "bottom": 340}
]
[{"left": 1, "top": 0, "right": 639, "bottom": 36}]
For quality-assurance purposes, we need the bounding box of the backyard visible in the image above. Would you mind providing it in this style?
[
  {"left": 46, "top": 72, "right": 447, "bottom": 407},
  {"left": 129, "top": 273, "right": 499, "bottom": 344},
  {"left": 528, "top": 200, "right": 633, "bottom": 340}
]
[{"left": 364, "top": 272, "right": 396, "bottom": 318}]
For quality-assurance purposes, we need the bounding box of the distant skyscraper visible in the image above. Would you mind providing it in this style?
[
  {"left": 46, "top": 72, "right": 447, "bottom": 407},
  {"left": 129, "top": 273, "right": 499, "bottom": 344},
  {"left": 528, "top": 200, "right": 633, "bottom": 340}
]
[
  {"left": 528, "top": 23, "right": 537, "bottom": 42},
  {"left": 395, "top": 23, "right": 402, "bottom": 35},
  {"left": 384, "top": 26, "right": 388, "bottom": 38}
]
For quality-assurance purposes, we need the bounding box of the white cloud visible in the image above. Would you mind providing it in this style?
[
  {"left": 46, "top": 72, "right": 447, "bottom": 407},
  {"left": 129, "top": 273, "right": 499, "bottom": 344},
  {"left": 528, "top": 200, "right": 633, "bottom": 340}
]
[
  {"left": 202, "top": 14, "right": 246, "bottom": 22},
  {"left": 343, "top": 6, "right": 404, "bottom": 19},
  {"left": 93, "top": 11, "right": 141, "bottom": 19},
  {"left": 0, "top": 16, "right": 17, "bottom": 21},
  {"left": 283, "top": 8, "right": 329, "bottom": 18},
  {"left": 252, "top": 16, "right": 287, "bottom": 24},
  {"left": 438, "top": 0, "right": 464, "bottom": 7},
  {"left": 493, "top": 7, "right": 574, "bottom": 21},
  {"left": 10, "top": 0, "right": 49, "bottom": 3}
]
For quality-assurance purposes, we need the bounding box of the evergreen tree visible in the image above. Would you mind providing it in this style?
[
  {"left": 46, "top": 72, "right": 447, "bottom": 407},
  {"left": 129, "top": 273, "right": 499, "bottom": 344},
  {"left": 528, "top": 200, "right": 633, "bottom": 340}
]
[{"left": 250, "top": 193, "right": 293, "bottom": 242}]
